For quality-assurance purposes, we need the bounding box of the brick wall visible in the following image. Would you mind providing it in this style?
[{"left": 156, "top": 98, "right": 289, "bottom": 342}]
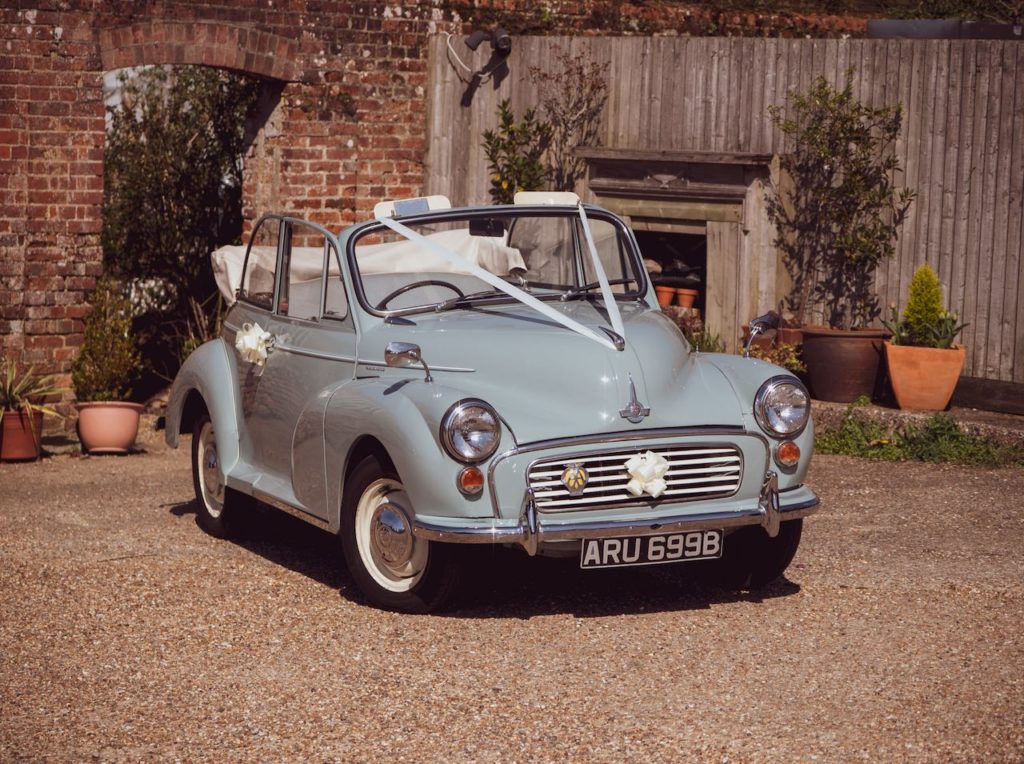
[{"left": 0, "top": 1, "right": 868, "bottom": 416}]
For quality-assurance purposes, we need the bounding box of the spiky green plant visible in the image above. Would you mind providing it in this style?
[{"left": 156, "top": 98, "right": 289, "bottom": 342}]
[{"left": 0, "top": 360, "right": 65, "bottom": 434}]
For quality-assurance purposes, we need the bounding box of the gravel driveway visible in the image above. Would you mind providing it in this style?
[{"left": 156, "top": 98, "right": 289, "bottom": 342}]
[{"left": 1, "top": 440, "right": 1022, "bottom": 762}]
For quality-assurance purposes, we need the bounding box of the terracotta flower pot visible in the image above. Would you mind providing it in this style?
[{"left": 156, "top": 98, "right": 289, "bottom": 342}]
[
  {"left": 675, "top": 288, "right": 699, "bottom": 308},
  {"left": 77, "top": 401, "right": 144, "bottom": 454},
  {"left": 884, "top": 342, "right": 965, "bottom": 411},
  {"left": 801, "top": 325, "right": 888, "bottom": 403},
  {"left": 777, "top": 327, "right": 804, "bottom": 346},
  {"left": 0, "top": 410, "right": 44, "bottom": 462},
  {"left": 655, "top": 286, "right": 675, "bottom": 307}
]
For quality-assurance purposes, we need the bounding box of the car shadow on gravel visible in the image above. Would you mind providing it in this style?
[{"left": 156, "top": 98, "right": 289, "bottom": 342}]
[
  {"left": 169, "top": 499, "right": 355, "bottom": 595},
  {"left": 169, "top": 501, "right": 800, "bottom": 617},
  {"left": 448, "top": 546, "right": 801, "bottom": 619}
]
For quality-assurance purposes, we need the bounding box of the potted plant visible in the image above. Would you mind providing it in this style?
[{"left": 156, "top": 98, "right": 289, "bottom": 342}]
[
  {"left": 0, "top": 360, "right": 64, "bottom": 461},
  {"left": 882, "top": 264, "right": 967, "bottom": 411},
  {"left": 767, "top": 70, "right": 915, "bottom": 402},
  {"left": 71, "top": 278, "right": 144, "bottom": 454}
]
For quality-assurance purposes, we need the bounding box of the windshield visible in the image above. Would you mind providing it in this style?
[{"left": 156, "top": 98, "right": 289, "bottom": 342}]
[{"left": 349, "top": 209, "right": 644, "bottom": 315}]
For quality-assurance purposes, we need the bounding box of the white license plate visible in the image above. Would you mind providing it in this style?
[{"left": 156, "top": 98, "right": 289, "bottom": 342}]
[{"left": 580, "top": 530, "right": 723, "bottom": 569}]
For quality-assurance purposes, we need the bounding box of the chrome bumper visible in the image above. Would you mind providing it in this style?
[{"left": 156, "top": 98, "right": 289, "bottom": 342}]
[{"left": 414, "top": 470, "right": 819, "bottom": 556}]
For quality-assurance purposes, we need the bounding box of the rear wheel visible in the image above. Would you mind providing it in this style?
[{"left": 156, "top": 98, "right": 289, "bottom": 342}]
[
  {"left": 341, "top": 454, "right": 461, "bottom": 613},
  {"left": 711, "top": 519, "right": 803, "bottom": 589},
  {"left": 191, "top": 414, "right": 242, "bottom": 538}
]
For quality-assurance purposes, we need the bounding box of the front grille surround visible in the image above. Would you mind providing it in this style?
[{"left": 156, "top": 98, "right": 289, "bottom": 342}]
[{"left": 527, "top": 443, "right": 744, "bottom": 513}]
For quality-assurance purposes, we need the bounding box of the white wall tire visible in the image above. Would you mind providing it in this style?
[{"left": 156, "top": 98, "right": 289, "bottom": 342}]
[
  {"left": 191, "top": 413, "right": 239, "bottom": 538},
  {"left": 341, "top": 455, "right": 461, "bottom": 613}
]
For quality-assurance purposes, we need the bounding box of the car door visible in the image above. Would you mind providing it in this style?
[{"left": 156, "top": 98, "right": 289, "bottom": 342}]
[{"left": 239, "top": 219, "right": 356, "bottom": 519}]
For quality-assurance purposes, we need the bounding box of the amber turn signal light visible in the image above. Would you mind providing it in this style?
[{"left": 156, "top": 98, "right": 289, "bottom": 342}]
[
  {"left": 775, "top": 440, "right": 801, "bottom": 468},
  {"left": 457, "top": 466, "right": 484, "bottom": 496}
]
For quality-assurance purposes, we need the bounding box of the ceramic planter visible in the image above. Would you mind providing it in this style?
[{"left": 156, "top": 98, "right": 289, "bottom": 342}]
[
  {"left": 801, "top": 326, "right": 888, "bottom": 402},
  {"left": 0, "top": 410, "right": 44, "bottom": 461},
  {"left": 675, "top": 288, "right": 699, "bottom": 308},
  {"left": 884, "top": 342, "right": 965, "bottom": 411},
  {"left": 655, "top": 286, "right": 675, "bottom": 307},
  {"left": 77, "top": 401, "right": 144, "bottom": 454}
]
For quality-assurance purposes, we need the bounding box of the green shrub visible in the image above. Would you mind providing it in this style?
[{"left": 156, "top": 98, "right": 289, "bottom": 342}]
[
  {"left": 71, "top": 279, "right": 141, "bottom": 402},
  {"left": 882, "top": 263, "right": 967, "bottom": 348},
  {"left": 481, "top": 99, "right": 553, "bottom": 204},
  {"left": 767, "top": 69, "right": 915, "bottom": 329},
  {"left": 903, "top": 264, "right": 943, "bottom": 343},
  {"left": 816, "top": 398, "right": 1023, "bottom": 467}
]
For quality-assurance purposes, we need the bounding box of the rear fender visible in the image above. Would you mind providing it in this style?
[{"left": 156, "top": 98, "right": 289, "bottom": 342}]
[{"left": 164, "top": 338, "right": 241, "bottom": 476}]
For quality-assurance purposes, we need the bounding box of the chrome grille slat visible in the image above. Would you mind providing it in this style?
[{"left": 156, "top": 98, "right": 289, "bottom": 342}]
[
  {"left": 528, "top": 443, "right": 743, "bottom": 512},
  {"left": 530, "top": 455, "right": 740, "bottom": 478}
]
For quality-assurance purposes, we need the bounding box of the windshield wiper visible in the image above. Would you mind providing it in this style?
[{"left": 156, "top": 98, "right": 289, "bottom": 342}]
[
  {"left": 435, "top": 289, "right": 508, "bottom": 312},
  {"left": 560, "top": 278, "right": 637, "bottom": 301}
]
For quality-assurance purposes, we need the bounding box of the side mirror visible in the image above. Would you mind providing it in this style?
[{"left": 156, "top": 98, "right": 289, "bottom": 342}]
[
  {"left": 749, "top": 311, "right": 780, "bottom": 332},
  {"left": 385, "top": 342, "right": 433, "bottom": 383},
  {"left": 743, "top": 311, "right": 780, "bottom": 359}
]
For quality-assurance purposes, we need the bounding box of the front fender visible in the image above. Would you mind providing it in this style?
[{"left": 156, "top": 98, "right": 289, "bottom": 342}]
[
  {"left": 324, "top": 377, "right": 511, "bottom": 530},
  {"left": 164, "top": 338, "right": 241, "bottom": 476}
]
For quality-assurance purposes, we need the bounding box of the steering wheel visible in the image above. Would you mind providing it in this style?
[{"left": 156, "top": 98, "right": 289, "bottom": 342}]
[{"left": 375, "top": 280, "right": 465, "bottom": 310}]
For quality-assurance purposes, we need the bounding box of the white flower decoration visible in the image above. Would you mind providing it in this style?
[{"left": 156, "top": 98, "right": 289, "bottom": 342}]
[
  {"left": 235, "top": 322, "right": 273, "bottom": 367},
  {"left": 623, "top": 450, "right": 670, "bottom": 499}
]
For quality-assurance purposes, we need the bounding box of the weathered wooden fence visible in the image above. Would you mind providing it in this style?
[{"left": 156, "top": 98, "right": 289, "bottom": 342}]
[{"left": 426, "top": 36, "right": 1024, "bottom": 389}]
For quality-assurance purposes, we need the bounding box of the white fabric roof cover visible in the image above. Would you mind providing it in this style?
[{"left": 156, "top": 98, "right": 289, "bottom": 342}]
[{"left": 211, "top": 229, "right": 526, "bottom": 305}]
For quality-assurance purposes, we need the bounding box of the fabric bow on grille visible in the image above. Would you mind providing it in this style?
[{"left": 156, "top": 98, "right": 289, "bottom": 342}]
[
  {"left": 235, "top": 322, "right": 273, "bottom": 367},
  {"left": 623, "top": 451, "right": 670, "bottom": 499}
]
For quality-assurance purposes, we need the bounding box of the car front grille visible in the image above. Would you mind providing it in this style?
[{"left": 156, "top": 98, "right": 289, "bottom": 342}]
[{"left": 527, "top": 444, "right": 743, "bottom": 512}]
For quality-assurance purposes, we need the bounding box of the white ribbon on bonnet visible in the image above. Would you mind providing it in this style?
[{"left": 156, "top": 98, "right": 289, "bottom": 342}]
[
  {"left": 235, "top": 322, "right": 273, "bottom": 366},
  {"left": 624, "top": 451, "right": 671, "bottom": 499}
]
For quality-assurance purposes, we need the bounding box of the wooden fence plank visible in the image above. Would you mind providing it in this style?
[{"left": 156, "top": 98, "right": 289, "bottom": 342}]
[{"left": 1007, "top": 44, "right": 1024, "bottom": 383}]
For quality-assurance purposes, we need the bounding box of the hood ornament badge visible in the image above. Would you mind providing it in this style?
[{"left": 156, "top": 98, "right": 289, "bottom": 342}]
[{"left": 619, "top": 374, "right": 651, "bottom": 424}]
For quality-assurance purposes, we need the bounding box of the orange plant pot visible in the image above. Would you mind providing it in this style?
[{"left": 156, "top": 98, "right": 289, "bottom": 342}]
[
  {"left": 655, "top": 286, "right": 675, "bottom": 307},
  {"left": 675, "top": 288, "right": 699, "bottom": 308},
  {"left": 77, "top": 401, "right": 144, "bottom": 454},
  {"left": 884, "top": 343, "right": 965, "bottom": 411},
  {"left": 0, "top": 410, "right": 44, "bottom": 462}
]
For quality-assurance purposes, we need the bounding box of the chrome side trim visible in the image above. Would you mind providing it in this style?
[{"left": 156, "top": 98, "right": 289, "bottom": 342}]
[
  {"left": 357, "top": 358, "right": 475, "bottom": 373},
  {"left": 486, "top": 426, "right": 761, "bottom": 518},
  {"left": 414, "top": 493, "right": 819, "bottom": 552},
  {"left": 251, "top": 488, "right": 331, "bottom": 531},
  {"left": 276, "top": 344, "right": 356, "bottom": 363}
]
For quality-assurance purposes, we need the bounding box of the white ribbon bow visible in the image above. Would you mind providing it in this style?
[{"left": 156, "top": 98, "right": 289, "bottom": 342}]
[
  {"left": 235, "top": 322, "right": 273, "bottom": 366},
  {"left": 624, "top": 451, "right": 670, "bottom": 499}
]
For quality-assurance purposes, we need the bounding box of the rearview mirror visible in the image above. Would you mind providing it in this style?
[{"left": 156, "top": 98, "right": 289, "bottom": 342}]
[{"left": 469, "top": 218, "right": 506, "bottom": 237}]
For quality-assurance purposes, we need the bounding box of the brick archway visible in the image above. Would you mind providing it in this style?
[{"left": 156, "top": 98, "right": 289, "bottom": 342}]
[{"left": 98, "top": 21, "right": 305, "bottom": 83}]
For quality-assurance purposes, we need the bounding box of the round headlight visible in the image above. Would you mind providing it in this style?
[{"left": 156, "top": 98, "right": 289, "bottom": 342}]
[
  {"left": 754, "top": 377, "right": 810, "bottom": 437},
  {"left": 440, "top": 399, "right": 501, "bottom": 463}
]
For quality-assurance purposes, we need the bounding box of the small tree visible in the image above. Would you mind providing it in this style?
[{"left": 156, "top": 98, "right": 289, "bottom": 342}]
[
  {"left": 481, "top": 99, "right": 553, "bottom": 204},
  {"left": 530, "top": 48, "right": 610, "bottom": 192},
  {"left": 767, "top": 69, "right": 915, "bottom": 329},
  {"left": 103, "top": 65, "right": 261, "bottom": 367},
  {"left": 71, "top": 279, "right": 141, "bottom": 402}
]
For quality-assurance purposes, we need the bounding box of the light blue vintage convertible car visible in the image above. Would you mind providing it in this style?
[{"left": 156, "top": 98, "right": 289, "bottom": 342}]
[{"left": 165, "top": 192, "right": 818, "bottom": 612}]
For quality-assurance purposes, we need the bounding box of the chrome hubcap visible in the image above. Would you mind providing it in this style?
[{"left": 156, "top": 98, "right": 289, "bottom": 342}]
[
  {"left": 355, "top": 480, "right": 427, "bottom": 593},
  {"left": 371, "top": 503, "right": 414, "bottom": 567}
]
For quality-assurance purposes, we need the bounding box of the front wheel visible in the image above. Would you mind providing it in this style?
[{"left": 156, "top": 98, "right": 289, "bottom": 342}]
[
  {"left": 710, "top": 519, "right": 803, "bottom": 589},
  {"left": 340, "top": 455, "right": 461, "bottom": 613}
]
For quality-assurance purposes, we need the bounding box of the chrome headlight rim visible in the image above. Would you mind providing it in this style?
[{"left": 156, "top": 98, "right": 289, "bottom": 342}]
[
  {"left": 754, "top": 375, "right": 810, "bottom": 438},
  {"left": 439, "top": 398, "right": 501, "bottom": 464}
]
